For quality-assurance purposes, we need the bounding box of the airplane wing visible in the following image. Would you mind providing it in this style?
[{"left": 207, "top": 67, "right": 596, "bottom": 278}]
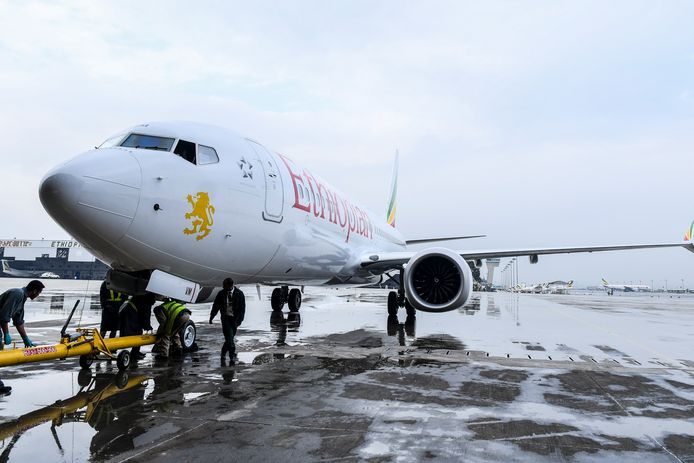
[
  {"left": 406, "top": 235, "right": 485, "bottom": 244},
  {"left": 361, "top": 241, "right": 694, "bottom": 271}
]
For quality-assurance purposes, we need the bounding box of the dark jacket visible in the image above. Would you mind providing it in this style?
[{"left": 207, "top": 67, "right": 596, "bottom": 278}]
[
  {"left": 210, "top": 287, "right": 245, "bottom": 327},
  {"left": 119, "top": 294, "right": 155, "bottom": 334}
]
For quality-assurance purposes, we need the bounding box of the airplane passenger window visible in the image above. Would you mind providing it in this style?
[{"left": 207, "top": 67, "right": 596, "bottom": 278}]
[
  {"left": 174, "top": 140, "right": 196, "bottom": 164},
  {"left": 198, "top": 145, "right": 219, "bottom": 165},
  {"left": 120, "top": 133, "right": 175, "bottom": 151}
]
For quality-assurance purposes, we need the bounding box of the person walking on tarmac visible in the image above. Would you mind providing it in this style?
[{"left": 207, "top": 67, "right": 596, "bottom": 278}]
[
  {"left": 119, "top": 293, "right": 155, "bottom": 361},
  {"left": 152, "top": 298, "right": 192, "bottom": 358},
  {"left": 209, "top": 278, "right": 245, "bottom": 362},
  {"left": 0, "top": 279, "right": 45, "bottom": 395},
  {"left": 99, "top": 281, "right": 125, "bottom": 338}
]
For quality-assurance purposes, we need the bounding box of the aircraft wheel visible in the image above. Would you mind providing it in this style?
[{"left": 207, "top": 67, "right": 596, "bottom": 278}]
[
  {"left": 387, "top": 291, "right": 398, "bottom": 316},
  {"left": 179, "top": 320, "right": 197, "bottom": 351},
  {"left": 271, "top": 288, "right": 284, "bottom": 312},
  {"left": 405, "top": 299, "right": 416, "bottom": 317},
  {"left": 288, "top": 288, "right": 302, "bottom": 312},
  {"left": 116, "top": 350, "right": 131, "bottom": 370},
  {"left": 79, "top": 354, "right": 94, "bottom": 370}
]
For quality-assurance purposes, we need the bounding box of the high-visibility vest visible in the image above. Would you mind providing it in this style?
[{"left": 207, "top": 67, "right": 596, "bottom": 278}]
[
  {"left": 119, "top": 300, "right": 137, "bottom": 314},
  {"left": 107, "top": 289, "right": 123, "bottom": 303},
  {"left": 161, "top": 301, "right": 188, "bottom": 334}
]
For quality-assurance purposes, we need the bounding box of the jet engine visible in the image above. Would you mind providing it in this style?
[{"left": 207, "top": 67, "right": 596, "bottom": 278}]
[{"left": 403, "top": 247, "right": 473, "bottom": 313}]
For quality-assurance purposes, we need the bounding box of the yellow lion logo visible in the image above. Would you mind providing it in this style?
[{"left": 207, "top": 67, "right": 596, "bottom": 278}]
[{"left": 184, "top": 192, "right": 215, "bottom": 241}]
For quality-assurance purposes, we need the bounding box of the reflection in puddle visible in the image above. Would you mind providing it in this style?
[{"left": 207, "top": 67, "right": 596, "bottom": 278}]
[
  {"left": 386, "top": 314, "right": 416, "bottom": 346},
  {"left": 0, "top": 372, "right": 149, "bottom": 461},
  {"left": 49, "top": 295, "right": 64, "bottom": 311},
  {"left": 411, "top": 334, "right": 466, "bottom": 351},
  {"left": 269, "top": 311, "right": 301, "bottom": 346}
]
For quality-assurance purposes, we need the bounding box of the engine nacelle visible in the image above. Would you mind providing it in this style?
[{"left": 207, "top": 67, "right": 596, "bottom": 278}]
[{"left": 403, "top": 247, "right": 474, "bottom": 313}]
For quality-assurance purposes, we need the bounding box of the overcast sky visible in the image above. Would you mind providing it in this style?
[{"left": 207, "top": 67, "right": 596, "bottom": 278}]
[{"left": 1, "top": 1, "right": 693, "bottom": 288}]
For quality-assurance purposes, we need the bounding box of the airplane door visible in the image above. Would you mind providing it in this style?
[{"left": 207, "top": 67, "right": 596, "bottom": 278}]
[{"left": 246, "top": 140, "right": 284, "bottom": 223}]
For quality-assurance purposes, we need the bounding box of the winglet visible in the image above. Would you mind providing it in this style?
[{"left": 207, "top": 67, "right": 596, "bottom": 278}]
[
  {"left": 386, "top": 150, "right": 399, "bottom": 228},
  {"left": 685, "top": 220, "right": 694, "bottom": 241}
]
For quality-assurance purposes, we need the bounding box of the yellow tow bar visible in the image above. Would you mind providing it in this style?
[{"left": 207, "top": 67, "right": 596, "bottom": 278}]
[
  {"left": 0, "top": 300, "right": 157, "bottom": 370},
  {"left": 0, "top": 329, "right": 156, "bottom": 370}
]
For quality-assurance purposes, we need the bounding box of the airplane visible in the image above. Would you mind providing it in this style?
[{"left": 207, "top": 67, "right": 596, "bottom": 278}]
[
  {"left": 545, "top": 280, "right": 573, "bottom": 294},
  {"left": 37, "top": 121, "right": 694, "bottom": 317},
  {"left": 513, "top": 283, "right": 543, "bottom": 294},
  {"left": 1, "top": 259, "right": 61, "bottom": 279},
  {"left": 601, "top": 278, "right": 650, "bottom": 295}
]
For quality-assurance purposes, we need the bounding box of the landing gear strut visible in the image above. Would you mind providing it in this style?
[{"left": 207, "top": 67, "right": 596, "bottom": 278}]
[
  {"left": 271, "top": 286, "right": 302, "bottom": 312},
  {"left": 387, "top": 268, "right": 416, "bottom": 317}
]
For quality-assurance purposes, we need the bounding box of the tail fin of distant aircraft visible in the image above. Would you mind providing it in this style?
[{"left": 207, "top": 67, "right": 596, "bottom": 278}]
[
  {"left": 567, "top": 280, "right": 574, "bottom": 288},
  {"left": 685, "top": 220, "right": 694, "bottom": 241},
  {"left": 386, "top": 150, "right": 399, "bottom": 228},
  {"left": 601, "top": 278, "right": 609, "bottom": 286}
]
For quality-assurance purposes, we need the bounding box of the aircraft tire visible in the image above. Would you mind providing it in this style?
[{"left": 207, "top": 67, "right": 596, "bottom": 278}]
[
  {"left": 387, "top": 291, "right": 398, "bottom": 316},
  {"left": 116, "top": 350, "right": 131, "bottom": 370},
  {"left": 271, "top": 288, "right": 284, "bottom": 312},
  {"left": 288, "top": 288, "right": 302, "bottom": 312},
  {"left": 405, "top": 299, "right": 416, "bottom": 317},
  {"left": 79, "top": 354, "right": 94, "bottom": 370}
]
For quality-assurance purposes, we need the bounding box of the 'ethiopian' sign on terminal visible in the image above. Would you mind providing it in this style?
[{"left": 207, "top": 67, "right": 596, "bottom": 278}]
[{"left": 0, "top": 239, "right": 82, "bottom": 248}]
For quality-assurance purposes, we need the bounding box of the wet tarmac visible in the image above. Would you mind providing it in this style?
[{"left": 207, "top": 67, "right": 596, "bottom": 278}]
[{"left": 0, "top": 279, "right": 693, "bottom": 462}]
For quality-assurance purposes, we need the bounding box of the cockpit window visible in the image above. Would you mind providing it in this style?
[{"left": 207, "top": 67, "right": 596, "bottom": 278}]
[
  {"left": 98, "top": 133, "right": 126, "bottom": 149},
  {"left": 120, "top": 133, "right": 175, "bottom": 151},
  {"left": 174, "top": 140, "right": 196, "bottom": 164},
  {"left": 197, "top": 145, "right": 219, "bottom": 165}
]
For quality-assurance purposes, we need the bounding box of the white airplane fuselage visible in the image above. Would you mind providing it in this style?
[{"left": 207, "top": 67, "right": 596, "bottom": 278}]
[{"left": 40, "top": 122, "right": 405, "bottom": 288}]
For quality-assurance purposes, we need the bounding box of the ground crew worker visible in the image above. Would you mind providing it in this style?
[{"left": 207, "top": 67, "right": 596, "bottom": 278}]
[
  {"left": 209, "top": 278, "right": 245, "bottom": 362},
  {"left": 99, "top": 281, "right": 125, "bottom": 338},
  {"left": 0, "top": 279, "right": 44, "bottom": 350},
  {"left": 152, "top": 299, "right": 192, "bottom": 358},
  {"left": 0, "top": 279, "right": 44, "bottom": 396},
  {"left": 119, "top": 293, "right": 155, "bottom": 361}
]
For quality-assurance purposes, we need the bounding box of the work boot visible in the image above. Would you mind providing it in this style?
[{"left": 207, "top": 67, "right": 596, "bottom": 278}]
[
  {"left": 0, "top": 385, "right": 11, "bottom": 396},
  {"left": 151, "top": 344, "right": 168, "bottom": 357}
]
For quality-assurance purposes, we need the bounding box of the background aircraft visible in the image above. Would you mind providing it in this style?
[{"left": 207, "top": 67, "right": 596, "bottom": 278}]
[
  {"left": 1, "top": 259, "right": 60, "bottom": 279},
  {"left": 601, "top": 278, "right": 650, "bottom": 295},
  {"left": 38, "top": 122, "right": 694, "bottom": 316}
]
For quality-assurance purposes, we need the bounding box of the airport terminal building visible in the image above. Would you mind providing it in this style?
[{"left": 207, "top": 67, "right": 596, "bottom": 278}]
[{"left": 0, "top": 239, "right": 108, "bottom": 280}]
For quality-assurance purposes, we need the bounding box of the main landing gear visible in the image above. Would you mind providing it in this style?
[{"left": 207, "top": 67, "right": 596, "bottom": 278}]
[
  {"left": 271, "top": 286, "right": 302, "bottom": 312},
  {"left": 388, "top": 268, "right": 416, "bottom": 317}
]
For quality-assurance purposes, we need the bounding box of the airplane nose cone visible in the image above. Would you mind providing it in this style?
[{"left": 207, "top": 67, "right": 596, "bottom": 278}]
[{"left": 39, "top": 149, "right": 141, "bottom": 250}]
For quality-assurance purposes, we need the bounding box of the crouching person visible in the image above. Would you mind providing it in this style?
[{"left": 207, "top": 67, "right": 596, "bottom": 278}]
[{"left": 152, "top": 298, "right": 191, "bottom": 358}]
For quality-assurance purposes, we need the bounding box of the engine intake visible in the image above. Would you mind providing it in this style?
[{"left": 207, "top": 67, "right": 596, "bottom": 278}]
[{"left": 403, "top": 248, "right": 473, "bottom": 313}]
